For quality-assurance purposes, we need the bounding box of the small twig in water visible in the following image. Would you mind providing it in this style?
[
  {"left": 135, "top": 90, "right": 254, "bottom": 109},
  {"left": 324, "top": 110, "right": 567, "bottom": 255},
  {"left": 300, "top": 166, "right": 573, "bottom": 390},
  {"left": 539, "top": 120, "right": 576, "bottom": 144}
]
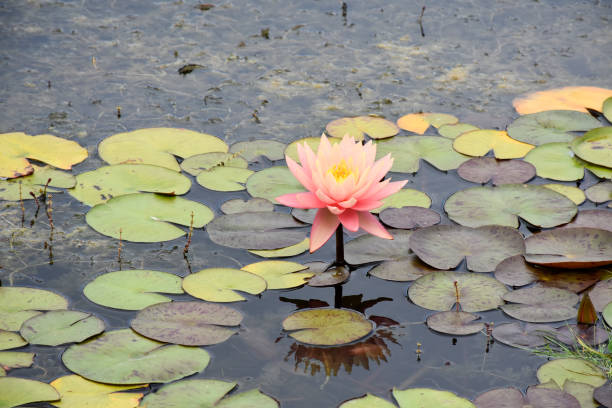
[
  {"left": 117, "top": 228, "right": 123, "bottom": 264},
  {"left": 184, "top": 211, "right": 194, "bottom": 255},
  {"left": 42, "top": 178, "right": 52, "bottom": 201},
  {"left": 46, "top": 193, "right": 54, "bottom": 231},
  {"left": 418, "top": 6, "right": 426, "bottom": 37},
  {"left": 454, "top": 280, "right": 460, "bottom": 311}
]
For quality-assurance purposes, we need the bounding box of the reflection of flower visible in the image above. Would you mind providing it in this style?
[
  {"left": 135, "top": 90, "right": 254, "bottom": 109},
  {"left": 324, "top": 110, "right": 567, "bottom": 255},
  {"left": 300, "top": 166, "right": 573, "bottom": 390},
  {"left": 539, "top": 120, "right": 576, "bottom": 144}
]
[{"left": 276, "top": 134, "right": 407, "bottom": 252}]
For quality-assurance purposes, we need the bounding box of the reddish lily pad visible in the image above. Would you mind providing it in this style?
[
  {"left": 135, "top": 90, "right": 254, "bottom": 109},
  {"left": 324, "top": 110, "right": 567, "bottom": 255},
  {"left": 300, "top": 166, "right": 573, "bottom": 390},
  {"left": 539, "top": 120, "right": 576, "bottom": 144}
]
[
  {"left": 408, "top": 271, "right": 508, "bottom": 312},
  {"left": 589, "top": 280, "right": 612, "bottom": 312},
  {"left": 207, "top": 212, "right": 307, "bottom": 250},
  {"left": 445, "top": 184, "right": 577, "bottom": 228},
  {"left": 130, "top": 301, "right": 242, "bottom": 346},
  {"left": 585, "top": 181, "right": 612, "bottom": 207},
  {"left": 379, "top": 207, "right": 440, "bottom": 229},
  {"left": 504, "top": 286, "right": 578, "bottom": 306},
  {"left": 457, "top": 157, "right": 536, "bottom": 185},
  {"left": 571, "top": 127, "right": 612, "bottom": 168},
  {"left": 554, "top": 324, "right": 609, "bottom": 346},
  {"left": 594, "top": 383, "right": 612, "bottom": 408},
  {"left": 62, "top": 329, "right": 210, "bottom": 384},
  {"left": 409, "top": 225, "right": 525, "bottom": 272},
  {"left": 282, "top": 308, "right": 373, "bottom": 346},
  {"left": 426, "top": 311, "right": 483, "bottom": 335},
  {"left": 474, "top": 387, "right": 580, "bottom": 408},
  {"left": 524, "top": 227, "right": 612, "bottom": 268},
  {"left": 369, "top": 254, "right": 438, "bottom": 282},
  {"left": 561, "top": 209, "right": 612, "bottom": 232},
  {"left": 507, "top": 110, "right": 601, "bottom": 145},
  {"left": 491, "top": 322, "right": 555, "bottom": 348},
  {"left": 345, "top": 230, "right": 412, "bottom": 264},
  {"left": 326, "top": 116, "right": 399, "bottom": 140},
  {"left": 501, "top": 286, "right": 578, "bottom": 323}
]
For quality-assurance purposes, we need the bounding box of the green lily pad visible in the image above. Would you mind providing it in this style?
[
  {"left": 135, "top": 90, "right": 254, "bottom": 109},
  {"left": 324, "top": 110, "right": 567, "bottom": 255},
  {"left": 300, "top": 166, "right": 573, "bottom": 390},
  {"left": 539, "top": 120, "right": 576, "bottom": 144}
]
[
  {"left": 571, "top": 127, "right": 612, "bottom": 168},
  {"left": 426, "top": 311, "right": 483, "bottom": 335},
  {"left": 537, "top": 358, "right": 607, "bottom": 388},
  {"left": 562, "top": 209, "right": 612, "bottom": 232},
  {"left": 326, "top": 116, "right": 399, "bottom": 140},
  {"left": 0, "top": 331, "right": 26, "bottom": 351},
  {"left": 241, "top": 261, "right": 312, "bottom": 289},
  {"left": 0, "top": 377, "right": 60, "bottom": 407},
  {"left": 180, "top": 152, "right": 248, "bottom": 176},
  {"left": 372, "top": 189, "right": 431, "bottom": 213},
  {"left": 98, "top": 128, "right": 227, "bottom": 171},
  {"left": 62, "top": 329, "right": 210, "bottom": 384},
  {"left": 86, "top": 193, "right": 213, "bottom": 242},
  {"left": 221, "top": 198, "right": 274, "bottom": 214},
  {"left": 491, "top": 322, "right": 555, "bottom": 348},
  {"left": 453, "top": 129, "right": 534, "bottom": 159},
  {"left": 207, "top": 211, "right": 307, "bottom": 250},
  {"left": 70, "top": 164, "right": 191, "bottom": 206},
  {"left": 457, "top": 157, "right": 536, "bottom": 185},
  {"left": 375, "top": 136, "right": 470, "bottom": 173},
  {"left": 524, "top": 227, "right": 612, "bottom": 268},
  {"left": 589, "top": 280, "right": 612, "bottom": 312},
  {"left": 245, "top": 166, "right": 306, "bottom": 202},
  {"left": 182, "top": 268, "right": 267, "bottom": 302},
  {"left": 603, "top": 97, "right": 612, "bottom": 122},
  {"left": 0, "top": 351, "right": 34, "bottom": 372},
  {"left": 507, "top": 110, "right": 601, "bottom": 145},
  {"left": 230, "top": 139, "right": 286, "bottom": 162},
  {"left": 0, "top": 165, "right": 76, "bottom": 201},
  {"left": 139, "top": 379, "right": 279, "bottom": 408},
  {"left": 284, "top": 136, "right": 341, "bottom": 163},
  {"left": 523, "top": 142, "right": 612, "bottom": 181},
  {"left": 408, "top": 271, "right": 508, "bottom": 312},
  {"left": 345, "top": 230, "right": 412, "bottom": 264},
  {"left": 392, "top": 388, "right": 475, "bottom": 408},
  {"left": 248, "top": 238, "right": 310, "bottom": 258},
  {"left": 379, "top": 207, "right": 440, "bottom": 230},
  {"left": 196, "top": 166, "right": 254, "bottom": 192},
  {"left": 282, "top": 308, "right": 373, "bottom": 346},
  {"left": 83, "top": 269, "right": 183, "bottom": 311},
  {"left": 369, "top": 254, "right": 438, "bottom": 282},
  {"left": 603, "top": 301, "right": 612, "bottom": 326},
  {"left": 0, "top": 132, "right": 88, "bottom": 178},
  {"left": 501, "top": 286, "right": 578, "bottom": 323},
  {"left": 445, "top": 184, "right": 577, "bottom": 228},
  {"left": 409, "top": 225, "right": 525, "bottom": 272},
  {"left": 20, "top": 310, "right": 104, "bottom": 346},
  {"left": 585, "top": 181, "right": 612, "bottom": 207},
  {"left": 0, "top": 287, "right": 68, "bottom": 331},
  {"left": 49, "top": 375, "right": 146, "bottom": 408},
  {"left": 437, "top": 123, "right": 479, "bottom": 139},
  {"left": 338, "top": 393, "right": 397, "bottom": 408},
  {"left": 131, "top": 301, "right": 242, "bottom": 346}
]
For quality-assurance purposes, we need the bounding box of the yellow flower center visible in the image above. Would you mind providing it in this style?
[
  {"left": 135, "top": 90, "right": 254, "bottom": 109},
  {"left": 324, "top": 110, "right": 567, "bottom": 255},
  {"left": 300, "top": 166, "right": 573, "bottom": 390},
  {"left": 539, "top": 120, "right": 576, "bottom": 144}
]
[{"left": 329, "top": 159, "right": 356, "bottom": 182}]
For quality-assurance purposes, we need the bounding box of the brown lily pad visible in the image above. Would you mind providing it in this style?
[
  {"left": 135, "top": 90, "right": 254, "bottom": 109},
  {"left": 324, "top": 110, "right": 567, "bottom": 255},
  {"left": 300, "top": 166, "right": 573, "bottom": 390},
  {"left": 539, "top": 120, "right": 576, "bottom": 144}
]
[
  {"left": 474, "top": 386, "right": 581, "bottom": 408},
  {"left": 426, "top": 311, "right": 483, "bottom": 335},
  {"left": 491, "top": 322, "right": 555, "bottom": 348},
  {"left": 457, "top": 157, "right": 536, "bottom": 185},
  {"left": 594, "top": 383, "right": 612, "bottom": 408},
  {"left": 561, "top": 209, "right": 612, "bottom": 232},
  {"left": 589, "top": 279, "right": 612, "bottom": 312},
  {"left": 554, "top": 324, "right": 609, "bottom": 347},
  {"left": 307, "top": 265, "right": 350, "bottom": 287},
  {"left": 368, "top": 254, "right": 438, "bottom": 282},
  {"left": 379, "top": 207, "right": 441, "bottom": 229},
  {"left": 501, "top": 286, "right": 578, "bottom": 323},
  {"left": 585, "top": 181, "right": 612, "bottom": 207}
]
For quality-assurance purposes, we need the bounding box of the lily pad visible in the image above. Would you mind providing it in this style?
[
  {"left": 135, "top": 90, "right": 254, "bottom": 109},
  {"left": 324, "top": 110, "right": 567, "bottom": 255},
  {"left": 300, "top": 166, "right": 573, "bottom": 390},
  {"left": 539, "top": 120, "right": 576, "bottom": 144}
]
[
  {"left": 338, "top": 393, "right": 397, "bottom": 408},
  {"left": 474, "top": 387, "right": 580, "bottom": 408},
  {"left": 241, "top": 261, "right": 312, "bottom": 289},
  {"left": 453, "top": 129, "right": 534, "bottom": 159},
  {"left": 445, "top": 184, "right": 577, "bottom": 228},
  {"left": 0, "top": 377, "right": 60, "bottom": 407},
  {"left": 375, "top": 136, "right": 470, "bottom": 173},
  {"left": 307, "top": 265, "right": 350, "bottom": 287},
  {"left": 513, "top": 86, "right": 612, "bottom": 115},
  {"left": 409, "top": 225, "right": 525, "bottom": 272},
  {"left": 345, "top": 230, "right": 412, "bottom": 264},
  {"left": 70, "top": 164, "right": 191, "bottom": 206},
  {"left": 542, "top": 184, "right": 585, "bottom": 205},
  {"left": 326, "top": 116, "right": 399, "bottom": 140},
  {"left": 426, "top": 311, "right": 483, "bottom": 335},
  {"left": 571, "top": 127, "right": 612, "bottom": 168},
  {"left": 0, "top": 165, "right": 76, "bottom": 201},
  {"left": 49, "top": 375, "right": 145, "bottom": 408},
  {"left": 207, "top": 211, "right": 307, "bottom": 250},
  {"left": 0, "top": 287, "right": 68, "bottom": 331},
  {"left": 408, "top": 271, "right": 508, "bottom": 312},
  {"left": 230, "top": 139, "right": 286, "bottom": 162},
  {"left": 20, "top": 310, "right": 104, "bottom": 346},
  {"left": 504, "top": 286, "right": 578, "bottom": 306},
  {"left": 524, "top": 227, "right": 612, "bottom": 268},
  {"left": 594, "top": 383, "right": 612, "bottom": 408},
  {"left": 0, "top": 331, "right": 26, "bottom": 351},
  {"left": 182, "top": 268, "right": 267, "bottom": 302},
  {"left": 290, "top": 208, "right": 317, "bottom": 224},
  {"left": 585, "top": 181, "right": 612, "bottom": 207},
  {"left": 246, "top": 166, "right": 306, "bottom": 202},
  {"left": 379, "top": 207, "right": 440, "bottom": 229},
  {"left": 282, "top": 308, "right": 373, "bottom": 346},
  {"left": 501, "top": 286, "right": 578, "bottom": 323},
  {"left": 0, "top": 132, "right": 88, "bottom": 179},
  {"left": 603, "top": 302, "right": 612, "bottom": 326},
  {"left": 98, "top": 128, "right": 227, "bottom": 171},
  {"left": 396, "top": 113, "right": 458, "bottom": 134},
  {"left": 0, "top": 351, "right": 34, "bottom": 372},
  {"left": 392, "top": 388, "right": 475, "bottom": 408},
  {"left": 555, "top": 324, "right": 609, "bottom": 346},
  {"left": 131, "top": 302, "right": 242, "bottom": 346},
  {"left": 196, "top": 166, "right": 254, "bottom": 192},
  {"left": 437, "top": 123, "right": 479, "bottom": 139},
  {"left": 562, "top": 209, "right": 612, "bottom": 232},
  {"left": 457, "top": 157, "right": 536, "bottom": 185},
  {"left": 537, "top": 358, "right": 607, "bottom": 388},
  {"left": 221, "top": 198, "right": 273, "bottom": 214},
  {"left": 368, "top": 254, "right": 438, "bottom": 282},
  {"left": 524, "top": 142, "right": 612, "bottom": 181},
  {"left": 589, "top": 280, "right": 612, "bottom": 312},
  {"left": 491, "top": 322, "right": 555, "bottom": 348},
  {"left": 371, "top": 189, "right": 431, "bottom": 213},
  {"left": 538, "top": 380, "right": 597, "bottom": 408},
  {"left": 249, "top": 238, "right": 310, "bottom": 258},
  {"left": 139, "top": 379, "right": 279, "bottom": 408},
  {"left": 62, "top": 329, "right": 210, "bottom": 384},
  {"left": 507, "top": 110, "right": 601, "bottom": 145},
  {"left": 180, "top": 152, "right": 248, "bottom": 176},
  {"left": 284, "top": 136, "right": 341, "bottom": 163},
  {"left": 83, "top": 269, "right": 183, "bottom": 311},
  {"left": 86, "top": 193, "right": 213, "bottom": 242}
]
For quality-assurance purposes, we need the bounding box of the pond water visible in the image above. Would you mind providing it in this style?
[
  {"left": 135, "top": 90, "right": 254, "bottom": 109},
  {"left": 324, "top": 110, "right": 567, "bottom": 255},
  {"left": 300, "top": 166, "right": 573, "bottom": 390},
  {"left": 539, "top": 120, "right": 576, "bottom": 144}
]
[{"left": 1, "top": 0, "right": 611, "bottom": 406}]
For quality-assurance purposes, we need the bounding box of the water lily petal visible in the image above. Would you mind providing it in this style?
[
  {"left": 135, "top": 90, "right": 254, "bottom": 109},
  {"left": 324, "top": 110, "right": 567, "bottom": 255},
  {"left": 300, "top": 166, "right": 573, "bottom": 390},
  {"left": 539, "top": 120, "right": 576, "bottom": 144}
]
[
  {"left": 315, "top": 188, "right": 336, "bottom": 205},
  {"left": 310, "top": 208, "right": 340, "bottom": 252},
  {"left": 351, "top": 199, "right": 383, "bottom": 211},
  {"left": 276, "top": 191, "right": 326, "bottom": 208},
  {"left": 339, "top": 197, "right": 357, "bottom": 208},
  {"left": 327, "top": 205, "right": 345, "bottom": 215},
  {"left": 286, "top": 156, "right": 316, "bottom": 192},
  {"left": 368, "top": 179, "right": 408, "bottom": 201},
  {"left": 339, "top": 209, "right": 359, "bottom": 231},
  {"left": 358, "top": 211, "right": 392, "bottom": 239}
]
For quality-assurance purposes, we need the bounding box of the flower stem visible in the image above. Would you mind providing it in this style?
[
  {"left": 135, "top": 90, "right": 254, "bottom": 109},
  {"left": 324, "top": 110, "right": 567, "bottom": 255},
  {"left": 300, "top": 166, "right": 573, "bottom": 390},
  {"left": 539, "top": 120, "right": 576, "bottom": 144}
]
[{"left": 335, "top": 225, "right": 345, "bottom": 266}]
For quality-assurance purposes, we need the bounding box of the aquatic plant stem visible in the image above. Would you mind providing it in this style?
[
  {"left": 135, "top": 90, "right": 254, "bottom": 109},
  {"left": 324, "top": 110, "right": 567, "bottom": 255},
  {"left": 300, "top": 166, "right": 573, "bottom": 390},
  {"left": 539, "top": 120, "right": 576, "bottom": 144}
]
[{"left": 335, "top": 225, "right": 345, "bottom": 266}]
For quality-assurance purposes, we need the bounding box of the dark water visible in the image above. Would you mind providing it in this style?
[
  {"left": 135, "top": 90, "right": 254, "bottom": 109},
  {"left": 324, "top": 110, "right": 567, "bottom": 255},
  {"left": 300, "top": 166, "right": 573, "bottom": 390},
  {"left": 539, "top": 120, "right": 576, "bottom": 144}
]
[{"left": 1, "top": 0, "right": 611, "bottom": 406}]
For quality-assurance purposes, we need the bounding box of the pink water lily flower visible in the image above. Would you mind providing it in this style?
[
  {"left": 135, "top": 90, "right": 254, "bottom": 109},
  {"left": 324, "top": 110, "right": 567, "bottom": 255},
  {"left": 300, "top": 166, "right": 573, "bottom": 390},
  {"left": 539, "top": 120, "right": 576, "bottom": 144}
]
[{"left": 276, "top": 134, "right": 408, "bottom": 252}]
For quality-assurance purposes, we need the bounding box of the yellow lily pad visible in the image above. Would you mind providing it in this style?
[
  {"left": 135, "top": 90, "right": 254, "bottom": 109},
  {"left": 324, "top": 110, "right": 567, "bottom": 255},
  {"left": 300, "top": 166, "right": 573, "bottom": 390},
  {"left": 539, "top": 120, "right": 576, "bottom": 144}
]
[
  {"left": 326, "top": 116, "right": 399, "bottom": 140},
  {"left": 513, "top": 86, "right": 612, "bottom": 115},
  {"left": 542, "top": 184, "right": 585, "bottom": 205},
  {"left": 397, "top": 113, "right": 458, "bottom": 134},
  {"left": 453, "top": 129, "right": 534, "bottom": 159},
  {"left": 183, "top": 268, "right": 267, "bottom": 302},
  {"left": 241, "top": 261, "right": 312, "bottom": 289},
  {"left": 248, "top": 238, "right": 310, "bottom": 258},
  {"left": 0, "top": 377, "right": 59, "bottom": 407},
  {"left": 0, "top": 165, "right": 76, "bottom": 201},
  {"left": 50, "top": 375, "right": 145, "bottom": 408}
]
